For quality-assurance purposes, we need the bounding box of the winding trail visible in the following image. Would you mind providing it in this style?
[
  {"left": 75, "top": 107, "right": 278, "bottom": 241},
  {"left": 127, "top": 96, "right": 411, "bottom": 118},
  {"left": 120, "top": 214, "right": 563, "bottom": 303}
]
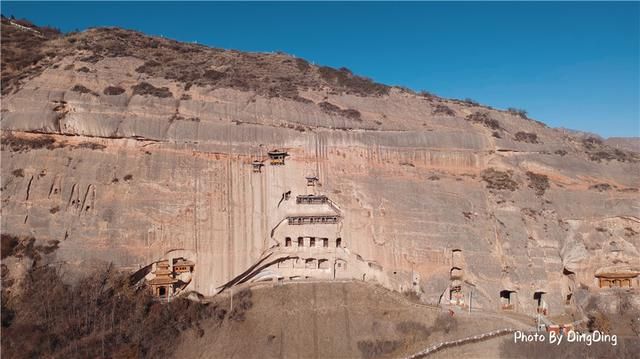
[{"left": 404, "top": 328, "right": 518, "bottom": 359}]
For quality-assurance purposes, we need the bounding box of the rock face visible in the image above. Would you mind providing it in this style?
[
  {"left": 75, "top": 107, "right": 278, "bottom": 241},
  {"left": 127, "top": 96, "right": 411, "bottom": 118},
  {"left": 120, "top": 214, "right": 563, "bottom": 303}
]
[{"left": 2, "top": 19, "right": 639, "bottom": 317}]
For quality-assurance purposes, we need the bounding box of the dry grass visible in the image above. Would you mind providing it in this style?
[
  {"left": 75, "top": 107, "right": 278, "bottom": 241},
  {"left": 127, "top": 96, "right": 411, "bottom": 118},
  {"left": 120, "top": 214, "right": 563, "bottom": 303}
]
[{"left": 357, "top": 340, "right": 402, "bottom": 359}]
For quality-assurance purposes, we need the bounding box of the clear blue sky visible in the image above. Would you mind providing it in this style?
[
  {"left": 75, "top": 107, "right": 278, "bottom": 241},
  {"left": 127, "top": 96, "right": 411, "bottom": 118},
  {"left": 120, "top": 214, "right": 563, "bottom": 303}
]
[{"left": 3, "top": 1, "right": 639, "bottom": 138}]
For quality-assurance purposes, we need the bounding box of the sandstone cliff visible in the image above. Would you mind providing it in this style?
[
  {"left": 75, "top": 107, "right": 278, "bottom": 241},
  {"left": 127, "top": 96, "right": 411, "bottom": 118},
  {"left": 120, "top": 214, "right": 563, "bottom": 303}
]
[{"left": 2, "top": 18, "right": 639, "bottom": 318}]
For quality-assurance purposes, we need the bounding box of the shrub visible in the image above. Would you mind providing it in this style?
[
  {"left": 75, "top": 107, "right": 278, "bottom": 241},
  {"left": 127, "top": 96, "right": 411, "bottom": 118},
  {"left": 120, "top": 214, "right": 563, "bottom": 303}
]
[
  {"left": 554, "top": 149, "right": 567, "bottom": 156},
  {"left": 589, "top": 149, "right": 637, "bottom": 163},
  {"left": 624, "top": 227, "right": 639, "bottom": 237},
  {"left": 78, "top": 54, "right": 103, "bottom": 63},
  {"left": 589, "top": 183, "right": 611, "bottom": 192},
  {"left": 76, "top": 66, "right": 91, "bottom": 73},
  {"left": 462, "top": 98, "right": 479, "bottom": 106},
  {"left": 481, "top": 168, "right": 518, "bottom": 191},
  {"left": 1, "top": 133, "right": 61, "bottom": 152},
  {"left": 526, "top": 171, "right": 550, "bottom": 196},
  {"left": 1, "top": 234, "right": 20, "bottom": 259},
  {"left": 507, "top": 107, "right": 528, "bottom": 119},
  {"left": 131, "top": 82, "right": 173, "bottom": 98},
  {"left": 514, "top": 131, "right": 539, "bottom": 143},
  {"left": 1, "top": 17, "right": 62, "bottom": 95},
  {"left": 432, "top": 104, "right": 455, "bottom": 116},
  {"left": 228, "top": 289, "right": 253, "bottom": 321},
  {"left": 76, "top": 142, "right": 106, "bottom": 150},
  {"left": 1, "top": 265, "right": 228, "bottom": 359},
  {"left": 582, "top": 136, "right": 603, "bottom": 150},
  {"left": 318, "top": 66, "right": 389, "bottom": 96},
  {"left": 587, "top": 312, "right": 611, "bottom": 333},
  {"left": 294, "top": 58, "right": 310, "bottom": 72},
  {"left": 203, "top": 69, "right": 225, "bottom": 81},
  {"left": 318, "top": 101, "right": 362, "bottom": 121},
  {"left": 135, "top": 59, "right": 161, "bottom": 73},
  {"left": 103, "top": 85, "right": 125, "bottom": 95},
  {"left": 0, "top": 234, "right": 57, "bottom": 260},
  {"left": 580, "top": 137, "right": 638, "bottom": 163},
  {"left": 11, "top": 168, "right": 24, "bottom": 177},
  {"left": 465, "top": 112, "right": 501, "bottom": 130},
  {"left": 70, "top": 84, "right": 98, "bottom": 96}
]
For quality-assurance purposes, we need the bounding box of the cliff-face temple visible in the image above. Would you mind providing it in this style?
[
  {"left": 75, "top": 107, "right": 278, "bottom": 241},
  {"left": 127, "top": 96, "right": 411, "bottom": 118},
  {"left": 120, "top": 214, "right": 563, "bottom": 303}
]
[{"left": 1, "top": 20, "right": 639, "bottom": 321}]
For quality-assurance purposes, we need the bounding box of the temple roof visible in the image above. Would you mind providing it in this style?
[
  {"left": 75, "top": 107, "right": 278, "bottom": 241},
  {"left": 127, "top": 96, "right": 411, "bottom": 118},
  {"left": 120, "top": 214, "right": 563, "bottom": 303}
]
[
  {"left": 148, "top": 277, "right": 178, "bottom": 285},
  {"left": 595, "top": 272, "right": 639, "bottom": 278},
  {"left": 268, "top": 149, "right": 288, "bottom": 156}
]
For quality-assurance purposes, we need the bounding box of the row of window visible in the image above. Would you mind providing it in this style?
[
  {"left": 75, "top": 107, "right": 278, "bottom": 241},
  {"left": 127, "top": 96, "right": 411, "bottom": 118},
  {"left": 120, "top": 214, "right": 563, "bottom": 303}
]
[
  {"left": 284, "top": 237, "right": 342, "bottom": 248},
  {"left": 278, "top": 258, "right": 331, "bottom": 269},
  {"left": 296, "top": 195, "right": 329, "bottom": 205},
  {"left": 288, "top": 216, "right": 340, "bottom": 225}
]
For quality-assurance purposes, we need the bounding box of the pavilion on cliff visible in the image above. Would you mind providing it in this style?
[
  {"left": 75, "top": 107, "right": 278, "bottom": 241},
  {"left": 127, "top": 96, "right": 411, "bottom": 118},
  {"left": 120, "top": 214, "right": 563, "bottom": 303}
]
[
  {"left": 268, "top": 150, "right": 288, "bottom": 165},
  {"left": 148, "top": 261, "right": 178, "bottom": 298}
]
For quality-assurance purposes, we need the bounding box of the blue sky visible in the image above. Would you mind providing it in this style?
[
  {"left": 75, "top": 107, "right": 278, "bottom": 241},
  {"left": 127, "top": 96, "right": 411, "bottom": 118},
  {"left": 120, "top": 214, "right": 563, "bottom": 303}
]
[{"left": 3, "top": 2, "right": 639, "bottom": 138}]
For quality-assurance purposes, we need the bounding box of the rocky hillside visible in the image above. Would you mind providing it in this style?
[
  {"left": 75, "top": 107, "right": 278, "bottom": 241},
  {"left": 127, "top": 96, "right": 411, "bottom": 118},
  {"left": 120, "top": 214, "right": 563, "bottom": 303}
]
[
  {"left": 2, "top": 17, "right": 639, "bottom": 324},
  {"left": 605, "top": 137, "right": 640, "bottom": 153}
]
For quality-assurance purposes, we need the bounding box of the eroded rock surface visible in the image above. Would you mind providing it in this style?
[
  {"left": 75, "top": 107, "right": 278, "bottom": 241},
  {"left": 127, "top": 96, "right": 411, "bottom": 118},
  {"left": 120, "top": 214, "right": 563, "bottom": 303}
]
[{"left": 1, "top": 19, "right": 639, "bottom": 318}]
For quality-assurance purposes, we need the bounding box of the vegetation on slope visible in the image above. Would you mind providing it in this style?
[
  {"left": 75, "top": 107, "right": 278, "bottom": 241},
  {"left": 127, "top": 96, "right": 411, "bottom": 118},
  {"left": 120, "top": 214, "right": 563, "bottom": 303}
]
[
  {"left": 0, "top": 16, "right": 61, "bottom": 94},
  {"left": 1, "top": 18, "right": 390, "bottom": 100},
  {"left": 1, "top": 263, "right": 235, "bottom": 359}
]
